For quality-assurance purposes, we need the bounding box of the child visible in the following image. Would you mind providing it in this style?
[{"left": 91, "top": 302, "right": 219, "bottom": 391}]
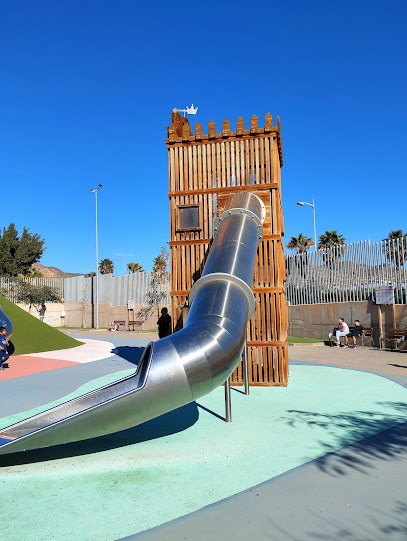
[
  {"left": 0, "top": 326, "right": 9, "bottom": 370},
  {"left": 350, "top": 320, "right": 364, "bottom": 348}
]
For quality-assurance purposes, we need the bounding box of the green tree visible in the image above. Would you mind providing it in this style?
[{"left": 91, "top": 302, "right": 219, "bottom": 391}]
[
  {"left": 317, "top": 230, "right": 346, "bottom": 249},
  {"left": 286, "top": 233, "right": 314, "bottom": 254},
  {"left": 0, "top": 224, "right": 45, "bottom": 276},
  {"left": 382, "top": 230, "right": 407, "bottom": 265},
  {"left": 99, "top": 258, "right": 114, "bottom": 275},
  {"left": 147, "top": 246, "right": 170, "bottom": 318},
  {"left": 127, "top": 262, "right": 145, "bottom": 273},
  {"left": 1, "top": 277, "right": 61, "bottom": 305},
  {"left": 152, "top": 246, "right": 170, "bottom": 283}
]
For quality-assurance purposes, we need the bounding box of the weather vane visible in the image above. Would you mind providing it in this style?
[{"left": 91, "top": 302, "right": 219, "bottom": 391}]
[{"left": 172, "top": 104, "right": 198, "bottom": 117}]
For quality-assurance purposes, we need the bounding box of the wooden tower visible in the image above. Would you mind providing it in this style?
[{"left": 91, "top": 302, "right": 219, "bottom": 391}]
[{"left": 166, "top": 112, "right": 288, "bottom": 386}]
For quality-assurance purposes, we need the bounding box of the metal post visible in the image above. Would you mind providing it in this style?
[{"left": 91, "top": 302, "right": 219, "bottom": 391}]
[
  {"left": 312, "top": 198, "right": 317, "bottom": 252},
  {"left": 242, "top": 339, "right": 249, "bottom": 395},
  {"left": 95, "top": 190, "right": 99, "bottom": 330},
  {"left": 91, "top": 184, "right": 103, "bottom": 329},
  {"left": 224, "top": 377, "right": 232, "bottom": 422}
]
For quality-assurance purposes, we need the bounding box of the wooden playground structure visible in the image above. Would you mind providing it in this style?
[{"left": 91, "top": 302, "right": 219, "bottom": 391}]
[{"left": 166, "top": 112, "right": 288, "bottom": 386}]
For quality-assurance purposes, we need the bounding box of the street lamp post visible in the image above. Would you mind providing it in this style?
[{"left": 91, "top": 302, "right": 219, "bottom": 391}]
[
  {"left": 297, "top": 198, "right": 317, "bottom": 251},
  {"left": 90, "top": 184, "right": 103, "bottom": 329}
]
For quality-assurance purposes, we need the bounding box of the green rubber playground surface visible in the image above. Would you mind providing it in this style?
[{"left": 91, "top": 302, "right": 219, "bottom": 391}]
[{"left": 1, "top": 365, "right": 407, "bottom": 541}]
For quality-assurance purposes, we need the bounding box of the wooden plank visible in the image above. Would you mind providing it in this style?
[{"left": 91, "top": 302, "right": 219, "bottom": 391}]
[
  {"left": 260, "top": 138, "right": 265, "bottom": 184},
  {"left": 169, "top": 239, "right": 212, "bottom": 246},
  {"left": 216, "top": 142, "right": 221, "bottom": 190},
  {"left": 220, "top": 141, "right": 225, "bottom": 188},
  {"left": 245, "top": 139, "right": 250, "bottom": 185},
  {"left": 230, "top": 141, "right": 235, "bottom": 186},
  {"left": 250, "top": 138, "right": 255, "bottom": 185},
  {"left": 226, "top": 141, "right": 231, "bottom": 188},
  {"left": 264, "top": 137, "right": 270, "bottom": 183},
  {"left": 240, "top": 139, "right": 245, "bottom": 185},
  {"left": 166, "top": 131, "right": 281, "bottom": 148},
  {"left": 255, "top": 137, "right": 260, "bottom": 184},
  {"left": 235, "top": 138, "right": 240, "bottom": 186},
  {"left": 259, "top": 241, "right": 264, "bottom": 287},
  {"left": 188, "top": 146, "right": 193, "bottom": 192},
  {"left": 168, "top": 182, "right": 278, "bottom": 197}
]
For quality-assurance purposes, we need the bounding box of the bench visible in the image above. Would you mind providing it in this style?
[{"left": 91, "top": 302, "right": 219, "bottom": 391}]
[
  {"left": 109, "top": 320, "right": 126, "bottom": 331},
  {"left": 128, "top": 320, "right": 143, "bottom": 331},
  {"left": 328, "top": 326, "right": 374, "bottom": 347},
  {"left": 379, "top": 329, "right": 407, "bottom": 350}
]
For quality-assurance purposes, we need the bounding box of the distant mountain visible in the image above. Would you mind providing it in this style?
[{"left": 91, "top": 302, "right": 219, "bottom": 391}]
[{"left": 31, "top": 263, "right": 81, "bottom": 278}]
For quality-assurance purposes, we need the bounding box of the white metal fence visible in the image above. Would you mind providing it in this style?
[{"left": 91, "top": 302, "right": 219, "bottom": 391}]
[
  {"left": 0, "top": 276, "right": 65, "bottom": 304},
  {"left": 286, "top": 238, "right": 407, "bottom": 305},
  {"left": 64, "top": 273, "right": 171, "bottom": 306},
  {"left": 0, "top": 273, "right": 171, "bottom": 307}
]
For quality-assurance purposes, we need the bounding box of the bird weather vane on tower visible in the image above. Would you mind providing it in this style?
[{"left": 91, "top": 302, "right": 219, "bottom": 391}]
[{"left": 172, "top": 104, "right": 198, "bottom": 117}]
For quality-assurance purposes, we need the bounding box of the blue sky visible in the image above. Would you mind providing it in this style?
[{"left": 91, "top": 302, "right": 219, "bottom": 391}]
[{"left": 1, "top": 0, "right": 406, "bottom": 274}]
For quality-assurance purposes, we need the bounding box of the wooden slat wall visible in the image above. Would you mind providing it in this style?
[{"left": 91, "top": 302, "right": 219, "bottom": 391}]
[{"left": 166, "top": 113, "right": 288, "bottom": 385}]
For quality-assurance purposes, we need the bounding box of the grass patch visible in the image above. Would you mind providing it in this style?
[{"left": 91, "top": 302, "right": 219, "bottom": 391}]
[
  {"left": 288, "top": 336, "right": 324, "bottom": 343},
  {"left": 0, "top": 295, "right": 83, "bottom": 355}
]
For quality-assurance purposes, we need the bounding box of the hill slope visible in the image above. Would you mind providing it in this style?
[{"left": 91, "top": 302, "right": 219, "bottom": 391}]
[{"left": 0, "top": 295, "right": 83, "bottom": 355}]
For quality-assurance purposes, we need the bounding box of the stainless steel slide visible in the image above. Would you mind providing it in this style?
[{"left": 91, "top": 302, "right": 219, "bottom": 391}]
[{"left": 0, "top": 192, "right": 265, "bottom": 455}]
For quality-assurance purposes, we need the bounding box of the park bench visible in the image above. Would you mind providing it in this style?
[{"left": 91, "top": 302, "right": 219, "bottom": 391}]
[
  {"left": 328, "top": 325, "right": 374, "bottom": 347},
  {"left": 128, "top": 320, "right": 143, "bottom": 331},
  {"left": 379, "top": 329, "right": 407, "bottom": 350},
  {"left": 109, "top": 320, "right": 126, "bottom": 331}
]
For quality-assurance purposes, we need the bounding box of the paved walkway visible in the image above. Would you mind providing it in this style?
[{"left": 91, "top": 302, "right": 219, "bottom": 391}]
[
  {"left": 0, "top": 335, "right": 406, "bottom": 540},
  {"left": 288, "top": 342, "right": 407, "bottom": 378}
]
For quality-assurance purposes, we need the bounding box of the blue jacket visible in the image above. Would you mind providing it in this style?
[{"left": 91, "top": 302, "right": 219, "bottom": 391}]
[{"left": 0, "top": 334, "right": 9, "bottom": 361}]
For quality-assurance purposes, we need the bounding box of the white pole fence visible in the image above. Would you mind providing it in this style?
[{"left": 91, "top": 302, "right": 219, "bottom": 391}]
[{"left": 286, "top": 238, "right": 407, "bottom": 305}]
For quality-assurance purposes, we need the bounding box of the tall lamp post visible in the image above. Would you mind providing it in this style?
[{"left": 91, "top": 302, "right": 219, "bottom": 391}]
[
  {"left": 297, "top": 198, "right": 317, "bottom": 251},
  {"left": 91, "top": 184, "right": 103, "bottom": 329}
]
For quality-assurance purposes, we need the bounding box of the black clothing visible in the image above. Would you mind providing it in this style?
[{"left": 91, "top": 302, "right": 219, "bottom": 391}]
[
  {"left": 157, "top": 314, "right": 171, "bottom": 339},
  {"left": 352, "top": 324, "right": 364, "bottom": 337}
]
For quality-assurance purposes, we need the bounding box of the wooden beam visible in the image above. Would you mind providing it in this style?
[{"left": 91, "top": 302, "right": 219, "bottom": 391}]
[
  {"left": 169, "top": 239, "right": 211, "bottom": 247},
  {"left": 169, "top": 182, "right": 278, "bottom": 198}
]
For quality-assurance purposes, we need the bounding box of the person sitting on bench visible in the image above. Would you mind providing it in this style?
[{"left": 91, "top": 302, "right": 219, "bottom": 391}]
[
  {"left": 350, "top": 320, "right": 364, "bottom": 348},
  {"left": 335, "top": 317, "right": 349, "bottom": 347}
]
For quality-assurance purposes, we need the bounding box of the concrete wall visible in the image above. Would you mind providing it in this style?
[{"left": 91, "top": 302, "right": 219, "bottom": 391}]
[
  {"left": 16, "top": 303, "right": 171, "bottom": 332},
  {"left": 288, "top": 300, "right": 407, "bottom": 347}
]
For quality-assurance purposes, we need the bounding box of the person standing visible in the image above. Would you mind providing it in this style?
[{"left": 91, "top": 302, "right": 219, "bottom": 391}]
[
  {"left": 335, "top": 317, "right": 349, "bottom": 347},
  {"left": 0, "top": 326, "right": 9, "bottom": 370},
  {"left": 157, "top": 308, "right": 172, "bottom": 339},
  {"left": 37, "top": 304, "right": 46, "bottom": 322}
]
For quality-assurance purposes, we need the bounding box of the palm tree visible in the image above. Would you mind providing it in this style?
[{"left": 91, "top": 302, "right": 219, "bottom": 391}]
[
  {"left": 127, "top": 262, "right": 144, "bottom": 273},
  {"left": 99, "top": 258, "right": 114, "bottom": 275},
  {"left": 383, "top": 230, "right": 407, "bottom": 266},
  {"left": 317, "top": 230, "right": 346, "bottom": 249},
  {"left": 318, "top": 230, "right": 346, "bottom": 268},
  {"left": 286, "top": 233, "right": 314, "bottom": 254}
]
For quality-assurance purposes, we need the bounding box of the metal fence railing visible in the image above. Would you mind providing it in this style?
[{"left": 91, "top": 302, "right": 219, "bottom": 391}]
[
  {"left": 0, "top": 273, "right": 171, "bottom": 307},
  {"left": 0, "top": 276, "right": 65, "bottom": 304},
  {"left": 286, "top": 238, "right": 407, "bottom": 305}
]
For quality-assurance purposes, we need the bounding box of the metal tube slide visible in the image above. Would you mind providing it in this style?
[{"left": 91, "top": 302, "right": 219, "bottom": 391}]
[{"left": 0, "top": 192, "right": 265, "bottom": 455}]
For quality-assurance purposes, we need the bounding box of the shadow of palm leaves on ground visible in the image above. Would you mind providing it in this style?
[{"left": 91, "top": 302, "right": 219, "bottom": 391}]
[
  {"left": 305, "top": 500, "right": 407, "bottom": 541},
  {"left": 283, "top": 402, "right": 407, "bottom": 476}
]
